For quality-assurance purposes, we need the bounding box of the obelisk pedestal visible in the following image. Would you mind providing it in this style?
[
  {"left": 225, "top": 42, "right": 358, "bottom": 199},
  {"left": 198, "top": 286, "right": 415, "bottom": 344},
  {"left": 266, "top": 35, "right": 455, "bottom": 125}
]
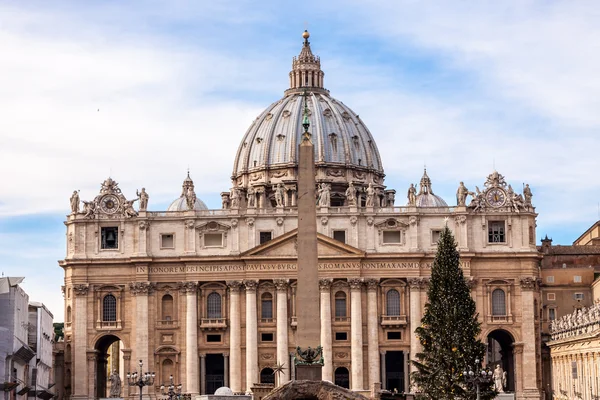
[{"left": 294, "top": 90, "right": 323, "bottom": 380}]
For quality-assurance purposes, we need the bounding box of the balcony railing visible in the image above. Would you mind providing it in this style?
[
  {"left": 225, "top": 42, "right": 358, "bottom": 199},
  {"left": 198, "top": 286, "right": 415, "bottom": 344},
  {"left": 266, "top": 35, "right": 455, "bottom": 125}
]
[
  {"left": 381, "top": 315, "right": 408, "bottom": 327},
  {"left": 95, "top": 321, "right": 122, "bottom": 330},
  {"left": 156, "top": 320, "right": 179, "bottom": 328},
  {"left": 334, "top": 317, "right": 350, "bottom": 323},
  {"left": 487, "top": 315, "right": 512, "bottom": 323},
  {"left": 260, "top": 318, "right": 274, "bottom": 324},
  {"left": 199, "top": 318, "right": 227, "bottom": 330}
]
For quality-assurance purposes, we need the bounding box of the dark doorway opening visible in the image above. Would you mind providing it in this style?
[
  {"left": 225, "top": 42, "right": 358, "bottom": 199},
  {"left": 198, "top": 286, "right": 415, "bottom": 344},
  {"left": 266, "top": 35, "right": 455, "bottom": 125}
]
[
  {"left": 260, "top": 368, "right": 275, "bottom": 384},
  {"left": 205, "top": 354, "right": 224, "bottom": 395},
  {"left": 334, "top": 367, "right": 349, "bottom": 389},
  {"left": 94, "top": 335, "right": 122, "bottom": 399},
  {"left": 487, "top": 329, "right": 515, "bottom": 392},
  {"left": 385, "top": 351, "right": 405, "bottom": 392}
]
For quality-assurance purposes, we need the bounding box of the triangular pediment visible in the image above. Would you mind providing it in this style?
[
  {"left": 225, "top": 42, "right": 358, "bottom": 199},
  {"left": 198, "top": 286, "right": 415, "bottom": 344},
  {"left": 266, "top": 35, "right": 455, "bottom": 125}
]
[{"left": 241, "top": 229, "right": 364, "bottom": 258}]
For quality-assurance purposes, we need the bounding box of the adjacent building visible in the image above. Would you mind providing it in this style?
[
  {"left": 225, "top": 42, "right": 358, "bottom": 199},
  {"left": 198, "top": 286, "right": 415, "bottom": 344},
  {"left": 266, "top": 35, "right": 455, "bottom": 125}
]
[{"left": 59, "top": 31, "right": 543, "bottom": 399}]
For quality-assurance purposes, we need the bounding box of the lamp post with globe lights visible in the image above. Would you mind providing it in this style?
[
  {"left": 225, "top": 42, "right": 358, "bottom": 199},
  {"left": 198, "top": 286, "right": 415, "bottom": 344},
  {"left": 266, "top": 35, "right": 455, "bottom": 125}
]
[
  {"left": 160, "top": 375, "right": 183, "bottom": 400},
  {"left": 463, "top": 358, "right": 493, "bottom": 400},
  {"left": 127, "top": 360, "right": 155, "bottom": 400}
]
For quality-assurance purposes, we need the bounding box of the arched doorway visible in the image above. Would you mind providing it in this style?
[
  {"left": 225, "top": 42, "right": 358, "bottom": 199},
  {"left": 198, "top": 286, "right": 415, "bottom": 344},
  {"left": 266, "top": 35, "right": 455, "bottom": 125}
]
[
  {"left": 94, "top": 334, "right": 124, "bottom": 399},
  {"left": 334, "top": 367, "right": 349, "bottom": 389},
  {"left": 260, "top": 367, "right": 275, "bottom": 384},
  {"left": 487, "top": 329, "right": 515, "bottom": 392}
]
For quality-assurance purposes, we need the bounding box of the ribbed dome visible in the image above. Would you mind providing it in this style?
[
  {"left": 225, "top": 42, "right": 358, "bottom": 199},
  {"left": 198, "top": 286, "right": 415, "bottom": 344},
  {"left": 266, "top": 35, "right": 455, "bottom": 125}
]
[
  {"left": 167, "top": 172, "right": 208, "bottom": 211},
  {"left": 230, "top": 31, "right": 384, "bottom": 191},
  {"left": 411, "top": 169, "right": 448, "bottom": 207}
]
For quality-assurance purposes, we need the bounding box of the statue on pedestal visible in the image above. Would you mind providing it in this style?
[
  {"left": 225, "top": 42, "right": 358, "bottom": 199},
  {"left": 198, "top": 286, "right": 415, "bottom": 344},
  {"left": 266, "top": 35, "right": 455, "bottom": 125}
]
[
  {"left": 247, "top": 187, "right": 256, "bottom": 208},
  {"left": 109, "top": 369, "right": 121, "bottom": 398},
  {"left": 365, "top": 182, "right": 376, "bottom": 207},
  {"left": 317, "top": 183, "right": 330, "bottom": 207},
  {"left": 493, "top": 364, "right": 505, "bottom": 393},
  {"left": 523, "top": 183, "right": 533, "bottom": 205},
  {"left": 456, "top": 182, "right": 472, "bottom": 206},
  {"left": 185, "top": 186, "right": 196, "bottom": 210},
  {"left": 345, "top": 182, "right": 357, "bottom": 206},
  {"left": 70, "top": 190, "right": 80, "bottom": 214},
  {"left": 136, "top": 188, "right": 149, "bottom": 211},
  {"left": 407, "top": 183, "right": 417, "bottom": 206},
  {"left": 274, "top": 183, "right": 285, "bottom": 207}
]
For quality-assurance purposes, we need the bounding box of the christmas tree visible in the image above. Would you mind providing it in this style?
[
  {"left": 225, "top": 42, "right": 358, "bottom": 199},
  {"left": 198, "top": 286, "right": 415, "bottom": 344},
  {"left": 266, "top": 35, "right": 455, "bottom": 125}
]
[{"left": 411, "top": 225, "right": 494, "bottom": 399}]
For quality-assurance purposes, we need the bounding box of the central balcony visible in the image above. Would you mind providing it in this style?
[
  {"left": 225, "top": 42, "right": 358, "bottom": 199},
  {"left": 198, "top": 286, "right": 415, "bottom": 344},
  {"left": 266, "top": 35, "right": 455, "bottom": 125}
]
[{"left": 199, "top": 318, "right": 228, "bottom": 330}]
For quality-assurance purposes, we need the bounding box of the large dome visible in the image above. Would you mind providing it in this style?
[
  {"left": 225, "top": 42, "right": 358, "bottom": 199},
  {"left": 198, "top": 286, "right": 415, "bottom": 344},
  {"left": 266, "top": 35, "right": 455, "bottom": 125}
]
[
  {"left": 231, "top": 31, "right": 385, "bottom": 196},
  {"left": 411, "top": 169, "right": 448, "bottom": 207}
]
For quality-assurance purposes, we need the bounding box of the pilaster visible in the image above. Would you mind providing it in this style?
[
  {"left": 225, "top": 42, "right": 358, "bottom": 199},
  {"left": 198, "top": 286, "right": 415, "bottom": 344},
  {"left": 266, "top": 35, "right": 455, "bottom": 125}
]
[
  {"left": 244, "top": 279, "right": 259, "bottom": 392},
  {"left": 227, "top": 281, "right": 242, "bottom": 393},
  {"left": 365, "top": 278, "right": 380, "bottom": 390},
  {"left": 319, "top": 278, "right": 333, "bottom": 381},
  {"left": 274, "top": 279, "right": 290, "bottom": 385},
  {"left": 178, "top": 281, "right": 199, "bottom": 396},
  {"left": 72, "top": 284, "right": 89, "bottom": 400}
]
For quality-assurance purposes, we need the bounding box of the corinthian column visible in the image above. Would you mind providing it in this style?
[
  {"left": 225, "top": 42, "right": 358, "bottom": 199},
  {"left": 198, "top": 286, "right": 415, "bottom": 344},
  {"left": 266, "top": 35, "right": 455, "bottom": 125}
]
[
  {"left": 227, "top": 281, "right": 242, "bottom": 393},
  {"left": 130, "top": 281, "right": 155, "bottom": 399},
  {"left": 519, "top": 277, "right": 542, "bottom": 397},
  {"left": 72, "top": 285, "right": 89, "bottom": 400},
  {"left": 319, "top": 278, "right": 333, "bottom": 381},
  {"left": 408, "top": 277, "right": 425, "bottom": 390},
  {"left": 274, "top": 279, "right": 290, "bottom": 385},
  {"left": 349, "top": 278, "right": 364, "bottom": 390},
  {"left": 244, "top": 280, "right": 259, "bottom": 392},
  {"left": 365, "top": 279, "right": 380, "bottom": 390},
  {"left": 178, "top": 281, "right": 199, "bottom": 396}
]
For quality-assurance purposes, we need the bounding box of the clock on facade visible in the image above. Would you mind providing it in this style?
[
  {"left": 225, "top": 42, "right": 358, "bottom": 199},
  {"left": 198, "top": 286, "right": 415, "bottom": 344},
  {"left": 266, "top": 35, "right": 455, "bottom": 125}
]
[
  {"left": 100, "top": 194, "right": 120, "bottom": 214},
  {"left": 486, "top": 188, "right": 506, "bottom": 207}
]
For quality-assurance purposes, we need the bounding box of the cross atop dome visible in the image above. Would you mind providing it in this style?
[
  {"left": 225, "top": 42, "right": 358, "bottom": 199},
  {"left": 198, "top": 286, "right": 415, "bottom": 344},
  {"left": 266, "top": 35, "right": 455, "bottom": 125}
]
[{"left": 288, "top": 30, "right": 326, "bottom": 93}]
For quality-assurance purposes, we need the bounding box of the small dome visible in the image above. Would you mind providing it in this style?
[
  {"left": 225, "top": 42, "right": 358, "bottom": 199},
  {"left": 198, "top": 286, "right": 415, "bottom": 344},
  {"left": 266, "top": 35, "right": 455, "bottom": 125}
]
[
  {"left": 412, "top": 169, "right": 448, "bottom": 207},
  {"left": 167, "top": 172, "right": 208, "bottom": 211},
  {"left": 214, "top": 387, "right": 234, "bottom": 395}
]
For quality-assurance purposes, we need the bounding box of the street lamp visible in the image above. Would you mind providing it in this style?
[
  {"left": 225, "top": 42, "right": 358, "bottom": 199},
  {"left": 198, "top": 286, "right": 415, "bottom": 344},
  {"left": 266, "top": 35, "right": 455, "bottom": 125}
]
[
  {"left": 463, "top": 358, "right": 493, "bottom": 400},
  {"left": 127, "top": 359, "right": 155, "bottom": 400},
  {"left": 160, "top": 375, "right": 183, "bottom": 400}
]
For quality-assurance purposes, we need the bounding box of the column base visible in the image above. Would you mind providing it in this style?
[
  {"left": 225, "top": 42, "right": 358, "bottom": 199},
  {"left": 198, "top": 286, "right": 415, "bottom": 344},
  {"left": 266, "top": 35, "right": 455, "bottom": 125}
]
[{"left": 295, "top": 365, "right": 322, "bottom": 381}]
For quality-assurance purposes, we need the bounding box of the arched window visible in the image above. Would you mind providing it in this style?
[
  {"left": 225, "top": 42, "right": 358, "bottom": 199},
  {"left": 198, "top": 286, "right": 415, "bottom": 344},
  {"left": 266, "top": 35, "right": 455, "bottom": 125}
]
[
  {"left": 260, "top": 368, "right": 275, "bottom": 384},
  {"left": 335, "top": 291, "right": 347, "bottom": 318},
  {"left": 261, "top": 293, "right": 273, "bottom": 319},
  {"left": 492, "top": 289, "right": 506, "bottom": 316},
  {"left": 162, "top": 294, "right": 174, "bottom": 321},
  {"left": 334, "top": 367, "right": 350, "bottom": 389},
  {"left": 162, "top": 359, "right": 174, "bottom": 385},
  {"left": 103, "top": 294, "right": 117, "bottom": 321},
  {"left": 66, "top": 306, "right": 72, "bottom": 322},
  {"left": 207, "top": 293, "right": 222, "bottom": 319},
  {"left": 386, "top": 289, "right": 400, "bottom": 316}
]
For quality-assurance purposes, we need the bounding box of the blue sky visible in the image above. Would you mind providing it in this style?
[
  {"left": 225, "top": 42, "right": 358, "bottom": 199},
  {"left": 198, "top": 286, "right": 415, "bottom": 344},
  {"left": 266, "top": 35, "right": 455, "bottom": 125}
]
[{"left": 2, "top": 1, "right": 600, "bottom": 321}]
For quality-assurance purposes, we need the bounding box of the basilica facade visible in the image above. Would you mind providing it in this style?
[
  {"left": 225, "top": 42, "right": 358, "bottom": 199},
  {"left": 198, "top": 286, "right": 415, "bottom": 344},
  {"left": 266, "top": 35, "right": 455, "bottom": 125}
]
[{"left": 60, "top": 31, "right": 543, "bottom": 399}]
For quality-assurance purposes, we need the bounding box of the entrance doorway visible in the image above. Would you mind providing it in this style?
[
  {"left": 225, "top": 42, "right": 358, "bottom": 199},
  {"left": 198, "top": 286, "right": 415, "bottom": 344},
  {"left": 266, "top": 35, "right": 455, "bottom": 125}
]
[
  {"left": 487, "top": 330, "right": 515, "bottom": 392},
  {"left": 334, "top": 367, "right": 349, "bottom": 389},
  {"left": 205, "top": 354, "right": 224, "bottom": 395},
  {"left": 384, "top": 351, "right": 405, "bottom": 392},
  {"left": 94, "top": 335, "right": 123, "bottom": 399}
]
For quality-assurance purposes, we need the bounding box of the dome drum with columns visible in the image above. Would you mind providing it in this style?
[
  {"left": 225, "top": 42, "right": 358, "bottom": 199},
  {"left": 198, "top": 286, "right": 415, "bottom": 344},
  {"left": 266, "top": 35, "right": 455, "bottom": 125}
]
[{"left": 60, "top": 30, "right": 544, "bottom": 400}]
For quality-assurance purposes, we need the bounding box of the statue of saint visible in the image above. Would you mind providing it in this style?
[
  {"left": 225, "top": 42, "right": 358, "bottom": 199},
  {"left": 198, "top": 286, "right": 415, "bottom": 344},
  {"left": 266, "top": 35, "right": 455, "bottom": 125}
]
[
  {"left": 82, "top": 200, "right": 95, "bottom": 218},
  {"left": 221, "top": 193, "right": 230, "bottom": 209},
  {"left": 523, "top": 184, "right": 532, "bottom": 205},
  {"left": 317, "top": 183, "right": 330, "bottom": 207},
  {"left": 185, "top": 187, "right": 196, "bottom": 210},
  {"left": 456, "top": 182, "right": 470, "bottom": 206},
  {"left": 123, "top": 199, "right": 138, "bottom": 218},
  {"left": 69, "top": 191, "right": 80, "bottom": 214},
  {"left": 247, "top": 187, "right": 256, "bottom": 208},
  {"left": 493, "top": 364, "right": 505, "bottom": 393},
  {"left": 231, "top": 188, "right": 240, "bottom": 208},
  {"left": 387, "top": 191, "right": 395, "bottom": 207},
  {"left": 345, "top": 182, "right": 357, "bottom": 206},
  {"left": 136, "top": 188, "right": 149, "bottom": 211},
  {"left": 109, "top": 369, "right": 121, "bottom": 398},
  {"left": 274, "top": 183, "right": 285, "bottom": 207},
  {"left": 365, "top": 183, "right": 376, "bottom": 207},
  {"left": 407, "top": 183, "right": 417, "bottom": 206}
]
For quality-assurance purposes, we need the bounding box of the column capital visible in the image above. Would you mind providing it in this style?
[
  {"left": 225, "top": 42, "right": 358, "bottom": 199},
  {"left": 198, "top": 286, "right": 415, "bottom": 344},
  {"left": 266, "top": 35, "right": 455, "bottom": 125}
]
[
  {"left": 198, "top": 352, "right": 206, "bottom": 358},
  {"left": 177, "top": 281, "right": 198, "bottom": 294},
  {"left": 407, "top": 277, "right": 429, "bottom": 289},
  {"left": 129, "top": 281, "right": 156, "bottom": 295},
  {"left": 319, "top": 278, "right": 333, "bottom": 291},
  {"left": 519, "top": 276, "right": 541, "bottom": 291},
  {"left": 348, "top": 278, "right": 364, "bottom": 290},
  {"left": 227, "top": 280, "right": 243, "bottom": 292},
  {"left": 273, "top": 278, "right": 289, "bottom": 292},
  {"left": 364, "top": 278, "right": 379, "bottom": 291},
  {"left": 222, "top": 352, "right": 230, "bottom": 357},
  {"left": 466, "top": 277, "right": 477, "bottom": 289},
  {"left": 73, "top": 284, "right": 89, "bottom": 296},
  {"left": 243, "top": 279, "right": 259, "bottom": 292}
]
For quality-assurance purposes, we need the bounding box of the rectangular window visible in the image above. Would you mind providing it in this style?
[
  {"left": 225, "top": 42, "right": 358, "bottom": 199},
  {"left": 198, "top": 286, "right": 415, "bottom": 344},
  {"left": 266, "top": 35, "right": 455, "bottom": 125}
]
[
  {"left": 574, "top": 293, "right": 584, "bottom": 301},
  {"left": 548, "top": 308, "right": 556, "bottom": 321},
  {"left": 261, "top": 333, "right": 274, "bottom": 342},
  {"left": 260, "top": 231, "right": 272, "bottom": 244},
  {"left": 383, "top": 231, "right": 401, "bottom": 244},
  {"left": 547, "top": 293, "right": 555, "bottom": 301},
  {"left": 574, "top": 275, "right": 582, "bottom": 283},
  {"left": 204, "top": 233, "right": 223, "bottom": 247},
  {"left": 387, "top": 331, "right": 402, "bottom": 340},
  {"left": 333, "top": 230, "right": 346, "bottom": 243},
  {"left": 335, "top": 332, "right": 347, "bottom": 341},
  {"left": 101, "top": 227, "right": 119, "bottom": 250},
  {"left": 488, "top": 221, "right": 506, "bottom": 243},
  {"left": 546, "top": 276, "right": 554, "bottom": 283},
  {"left": 206, "top": 334, "right": 221, "bottom": 343},
  {"left": 431, "top": 230, "right": 442, "bottom": 244},
  {"left": 160, "top": 234, "right": 174, "bottom": 249}
]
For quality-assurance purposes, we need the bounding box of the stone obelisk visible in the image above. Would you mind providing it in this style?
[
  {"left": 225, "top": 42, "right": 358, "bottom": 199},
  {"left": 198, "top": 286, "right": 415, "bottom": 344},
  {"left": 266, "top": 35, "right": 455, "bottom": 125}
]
[{"left": 295, "top": 89, "right": 323, "bottom": 380}]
